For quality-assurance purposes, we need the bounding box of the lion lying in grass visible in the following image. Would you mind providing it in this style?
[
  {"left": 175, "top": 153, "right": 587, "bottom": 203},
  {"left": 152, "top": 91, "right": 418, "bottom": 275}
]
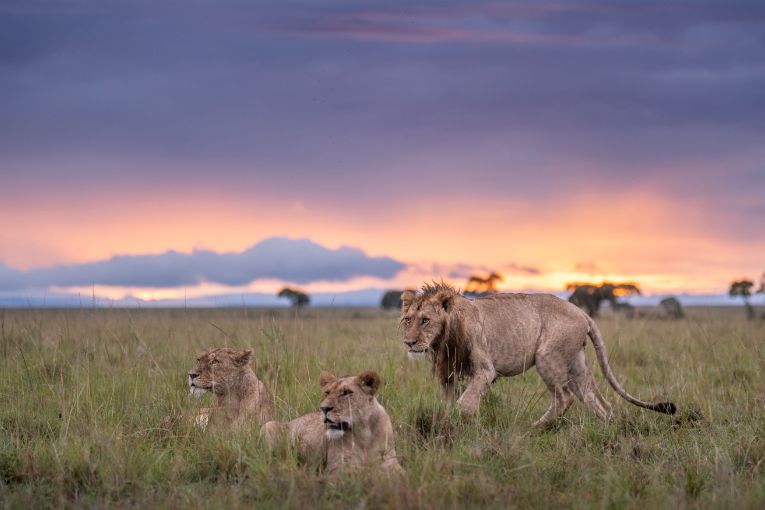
[
  {"left": 185, "top": 347, "right": 275, "bottom": 429},
  {"left": 260, "top": 370, "right": 402, "bottom": 474},
  {"left": 400, "top": 283, "right": 676, "bottom": 426}
]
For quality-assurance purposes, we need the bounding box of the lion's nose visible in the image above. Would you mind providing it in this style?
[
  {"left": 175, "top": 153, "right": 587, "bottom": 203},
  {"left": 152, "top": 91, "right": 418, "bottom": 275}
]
[
  {"left": 188, "top": 372, "right": 199, "bottom": 380},
  {"left": 404, "top": 339, "right": 416, "bottom": 348},
  {"left": 320, "top": 406, "right": 334, "bottom": 415}
]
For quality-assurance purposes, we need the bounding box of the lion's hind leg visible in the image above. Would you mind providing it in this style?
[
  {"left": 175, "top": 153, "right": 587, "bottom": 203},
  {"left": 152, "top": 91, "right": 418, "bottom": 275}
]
[
  {"left": 533, "top": 385, "right": 574, "bottom": 428},
  {"left": 569, "top": 349, "right": 612, "bottom": 420},
  {"left": 533, "top": 353, "right": 574, "bottom": 428}
]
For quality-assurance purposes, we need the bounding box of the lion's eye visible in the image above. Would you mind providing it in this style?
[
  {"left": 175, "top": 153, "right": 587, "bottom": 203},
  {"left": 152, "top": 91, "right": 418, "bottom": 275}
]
[
  {"left": 421, "top": 317, "right": 430, "bottom": 325},
  {"left": 341, "top": 389, "right": 353, "bottom": 397},
  {"left": 210, "top": 359, "right": 220, "bottom": 365}
]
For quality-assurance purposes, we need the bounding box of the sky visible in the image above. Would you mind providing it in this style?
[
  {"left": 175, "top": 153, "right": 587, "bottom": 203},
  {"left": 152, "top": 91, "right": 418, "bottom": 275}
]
[{"left": 1, "top": 0, "right": 764, "bottom": 305}]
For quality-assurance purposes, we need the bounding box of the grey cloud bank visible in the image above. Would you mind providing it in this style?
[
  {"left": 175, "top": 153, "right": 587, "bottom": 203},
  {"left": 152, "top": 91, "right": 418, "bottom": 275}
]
[
  {"left": 0, "top": 237, "right": 405, "bottom": 291},
  {"left": 1, "top": 0, "right": 764, "bottom": 215}
]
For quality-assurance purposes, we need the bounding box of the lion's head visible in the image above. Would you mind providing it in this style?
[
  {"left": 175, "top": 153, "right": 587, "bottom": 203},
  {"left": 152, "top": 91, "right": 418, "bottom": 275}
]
[
  {"left": 188, "top": 348, "right": 253, "bottom": 398},
  {"left": 399, "top": 283, "right": 458, "bottom": 358},
  {"left": 319, "top": 370, "right": 382, "bottom": 440}
]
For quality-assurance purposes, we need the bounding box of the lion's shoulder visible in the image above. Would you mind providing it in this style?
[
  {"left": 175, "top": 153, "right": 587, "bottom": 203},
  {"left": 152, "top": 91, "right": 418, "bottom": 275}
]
[{"left": 474, "top": 292, "right": 583, "bottom": 318}]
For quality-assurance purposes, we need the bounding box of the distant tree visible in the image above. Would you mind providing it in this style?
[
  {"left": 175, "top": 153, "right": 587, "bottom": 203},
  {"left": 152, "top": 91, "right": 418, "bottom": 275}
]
[
  {"left": 758, "top": 273, "right": 765, "bottom": 294},
  {"left": 464, "top": 272, "right": 503, "bottom": 297},
  {"left": 380, "top": 289, "right": 414, "bottom": 310},
  {"left": 659, "top": 296, "right": 684, "bottom": 319},
  {"left": 566, "top": 282, "right": 641, "bottom": 318},
  {"left": 566, "top": 284, "right": 602, "bottom": 316},
  {"left": 729, "top": 279, "right": 754, "bottom": 320},
  {"left": 277, "top": 287, "right": 310, "bottom": 308},
  {"left": 610, "top": 283, "right": 642, "bottom": 297}
]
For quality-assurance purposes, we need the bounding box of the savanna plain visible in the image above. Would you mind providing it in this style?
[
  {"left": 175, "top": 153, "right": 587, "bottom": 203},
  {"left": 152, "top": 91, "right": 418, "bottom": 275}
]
[{"left": 1, "top": 306, "right": 763, "bottom": 509}]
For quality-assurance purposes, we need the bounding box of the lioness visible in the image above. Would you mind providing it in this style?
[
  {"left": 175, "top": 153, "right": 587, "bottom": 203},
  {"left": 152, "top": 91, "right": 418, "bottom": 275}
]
[
  {"left": 400, "top": 283, "right": 676, "bottom": 426},
  {"left": 260, "top": 370, "right": 402, "bottom": 474},
  {"left": 187, "top": 348, "right": 275, "bottom": 428}
]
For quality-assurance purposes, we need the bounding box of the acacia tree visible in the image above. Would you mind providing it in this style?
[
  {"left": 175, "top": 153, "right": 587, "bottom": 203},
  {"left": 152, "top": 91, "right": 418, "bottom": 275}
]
[
  {"left": 566, "top": 282, "right": 641, "bottom": 318},
  {"left": 277, "top": 287, "right": 310, "bottom": 308},
  {"left": 464, "top": 272, "right": 503, "bottom": 296},
  {"left": 566, "top": 284, "right": 602, "bottom": 316},
  {"left": 729, "top": 279, "right": 754, "bottom": 320}
]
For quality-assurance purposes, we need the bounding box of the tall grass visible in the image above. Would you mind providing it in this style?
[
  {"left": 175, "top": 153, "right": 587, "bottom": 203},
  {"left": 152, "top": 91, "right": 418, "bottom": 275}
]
[{"left": 0, "top": 307, "right": 763, "bottom": 508}]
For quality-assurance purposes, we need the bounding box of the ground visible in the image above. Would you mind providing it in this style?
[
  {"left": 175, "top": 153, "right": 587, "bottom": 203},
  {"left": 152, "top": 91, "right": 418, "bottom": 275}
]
[{"left": 0, "top": 306, "right": 763, "bottom": 509}]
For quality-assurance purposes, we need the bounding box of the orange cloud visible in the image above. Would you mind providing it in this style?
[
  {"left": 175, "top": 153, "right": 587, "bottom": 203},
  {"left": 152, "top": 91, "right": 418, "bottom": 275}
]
[{"left": 1, "top": 187, "right": 761, "bottom": 297}]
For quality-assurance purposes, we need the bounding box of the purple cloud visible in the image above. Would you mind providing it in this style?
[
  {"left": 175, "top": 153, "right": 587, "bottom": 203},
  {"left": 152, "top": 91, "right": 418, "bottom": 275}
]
[
  {"left": 0, "top": 0, "right": 762, "bottom": 241},
  {"left": 0, "top": 238, "right": 405, "bottom": 290}
]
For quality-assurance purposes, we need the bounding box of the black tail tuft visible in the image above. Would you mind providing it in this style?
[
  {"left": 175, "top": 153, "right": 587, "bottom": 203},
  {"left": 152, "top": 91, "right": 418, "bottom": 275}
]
[{"left": 649, "top": 401, "right": 677, "bottom": 415}]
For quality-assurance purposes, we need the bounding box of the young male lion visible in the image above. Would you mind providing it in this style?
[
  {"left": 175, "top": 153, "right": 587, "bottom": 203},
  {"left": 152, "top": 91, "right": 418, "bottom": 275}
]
[
  {"left": 260, "top": 370, "right": 402, "bottom": 474},
  {"left": 400, "top": 283, "right": 676, "bottom": 426},
  {"left": 186, "top": 347, "right": 275, "bottom": 429}
]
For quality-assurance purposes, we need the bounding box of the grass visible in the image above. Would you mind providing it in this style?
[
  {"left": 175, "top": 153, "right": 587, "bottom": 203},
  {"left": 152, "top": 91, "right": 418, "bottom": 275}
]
[{"left": 0, "top": 306, "right": 764, "bottom": 509}]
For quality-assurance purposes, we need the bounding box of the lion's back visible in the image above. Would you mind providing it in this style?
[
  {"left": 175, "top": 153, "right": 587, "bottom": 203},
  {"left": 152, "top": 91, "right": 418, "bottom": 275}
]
[
  {"left": 472, "top": 293, "right": 590, "bottom": 375},
  {"left": 476, "top": 292, "right": 587, "bottom": 323},
  {"left": 288, "top": 411, "right": 324, "bottom": 444}
]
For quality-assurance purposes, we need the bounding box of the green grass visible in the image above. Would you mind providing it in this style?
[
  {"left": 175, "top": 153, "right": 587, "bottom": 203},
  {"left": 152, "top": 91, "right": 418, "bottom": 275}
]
[{"left": 1, "top": 307, "right": 764, "bottom": 509}]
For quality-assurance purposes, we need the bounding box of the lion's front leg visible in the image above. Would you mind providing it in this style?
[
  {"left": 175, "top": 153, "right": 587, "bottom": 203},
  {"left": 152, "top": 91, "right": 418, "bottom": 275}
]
[
  {"left": 457, "top": 358, "right": 496, "bottom": 417},
  {"left": 456, "top": 374, "right": 491, "bottom": 417}
]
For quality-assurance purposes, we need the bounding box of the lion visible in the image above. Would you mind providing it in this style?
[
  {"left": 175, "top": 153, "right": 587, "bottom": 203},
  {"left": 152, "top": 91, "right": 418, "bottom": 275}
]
[
  {"left": 186, "top": 347, "right": 275, "bottom": 429},
  {"left": 260, "top": 370, "right": 402, "bottom": 474},
  {"left": 400, "top": 283, "right": 676, "bottom": 426}
]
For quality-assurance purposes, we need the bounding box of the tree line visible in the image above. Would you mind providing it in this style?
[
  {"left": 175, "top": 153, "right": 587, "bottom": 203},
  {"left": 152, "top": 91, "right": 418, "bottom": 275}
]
[{"left": 280, "top": 271, "right": 764, "bottom": 319}]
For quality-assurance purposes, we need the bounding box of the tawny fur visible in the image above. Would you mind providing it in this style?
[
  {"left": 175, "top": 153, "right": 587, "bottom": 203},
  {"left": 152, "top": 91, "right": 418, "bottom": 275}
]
[
  {"left": 400, "top": 283, "right": 675, "bottom": 426},
  {"left": 260, "top": 370, "right": 402, "bottom": 474},
  {"left": 260, "top": 412, "right": 326, "bottom": 465},
  {"left": 187, "top": 348, "right": 275, "bottom": 429}
]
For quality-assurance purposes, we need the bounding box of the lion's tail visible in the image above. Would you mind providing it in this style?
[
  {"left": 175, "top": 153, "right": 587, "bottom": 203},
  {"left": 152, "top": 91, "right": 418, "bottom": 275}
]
[{"left": 586, "top": 315, "right": 676, "bottom": 415}]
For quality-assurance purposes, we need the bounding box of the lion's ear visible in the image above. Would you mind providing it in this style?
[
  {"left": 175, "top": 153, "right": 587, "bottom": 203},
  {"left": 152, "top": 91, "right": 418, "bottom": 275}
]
[
  {"left": 357, "top": 370, "right": 381, "bottom": 395},
  {"left": 319, "top": 371, "right": 337, "bottom": 389},
  {"left": 434, "top": 289, "right": 454, "bottom": 312},
  {"left": 401, "top": 290, "right": 415, "bottom": 313},
  {"left": 233, "top": 349, "right": 252, "bottom": 367}
]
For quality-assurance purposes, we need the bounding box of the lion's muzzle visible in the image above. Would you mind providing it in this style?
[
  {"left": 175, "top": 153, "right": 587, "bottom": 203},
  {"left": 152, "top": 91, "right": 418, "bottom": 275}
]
[
  {"left": 323, "top": 417, "right": 349, "bottom": 440},
  {"left": 404, "top": 338, "right": 429, "bottom": 358},
  {"left": 321, "top": 405, "right": 350, "bottom": 435},
  {"left": 188, "top": 372, "right": 210, "bottom": 397}
]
